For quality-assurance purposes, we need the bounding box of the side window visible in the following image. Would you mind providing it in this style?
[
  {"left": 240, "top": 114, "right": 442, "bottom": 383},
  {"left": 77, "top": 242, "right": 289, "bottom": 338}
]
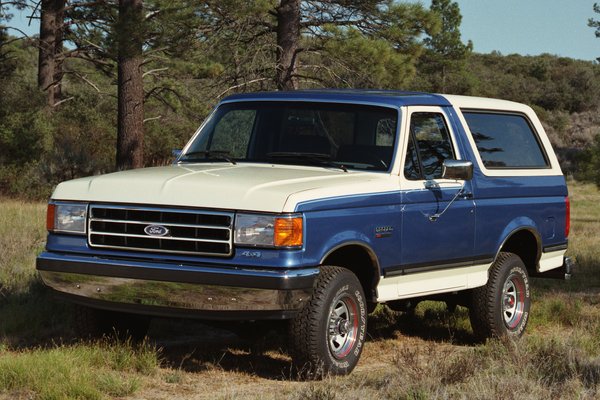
[
  {"left": 404, "top": 134, "right": 421, "bottom": 180},
  {"left": 210, "top": 110, "right": 256, "bottom": 158},
  {"left": 462, "top": 111, "right": 549, "bottom": 169},
  {"left": 404, "top": 112, "right": 455, "bottom": 180}
]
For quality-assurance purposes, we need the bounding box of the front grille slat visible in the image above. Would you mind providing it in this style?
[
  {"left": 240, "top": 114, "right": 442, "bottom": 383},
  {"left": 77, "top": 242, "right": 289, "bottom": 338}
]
[
  {"left": 89, "top": 231, "right": 230, "bottom": 244},
  {"left": 88, "top": 205, "right": 234, "bottom": 257},
  {"left": 90, "top": 218, "right": 231, "bottom": 231}
]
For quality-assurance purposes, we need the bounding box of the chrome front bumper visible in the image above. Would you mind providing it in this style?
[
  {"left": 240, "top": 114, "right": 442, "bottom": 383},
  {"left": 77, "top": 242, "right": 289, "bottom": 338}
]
[{"left": 36, "top": 252, "right": 318, "bottom": 320}]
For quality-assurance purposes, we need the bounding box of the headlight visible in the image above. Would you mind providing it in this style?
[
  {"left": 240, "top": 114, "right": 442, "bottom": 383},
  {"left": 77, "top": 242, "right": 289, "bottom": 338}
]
[
  {"left": 234, "top": 213, "right": 303, "bottom": 248},
  {"left": 47, "top": 202, "right": 88, "bottom": 234}
]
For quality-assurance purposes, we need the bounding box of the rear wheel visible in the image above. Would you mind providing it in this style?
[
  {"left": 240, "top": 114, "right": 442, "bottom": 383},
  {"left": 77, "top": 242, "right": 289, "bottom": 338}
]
[
  {"left": 74, "top": 306, "right": 150, "bottom": 341},
  {"left": 469, "top": 252, "right": 530, "bottom": 340},
  {"left": 289, "top": 266, "right": 367, "bottom": 377}
]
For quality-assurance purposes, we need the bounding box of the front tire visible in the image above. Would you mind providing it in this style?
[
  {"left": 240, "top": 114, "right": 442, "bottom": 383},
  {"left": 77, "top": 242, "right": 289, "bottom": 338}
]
[
  {"left": 289, "top": 266, "right": 367, "bottom": 377},
  {"left": 469, "top": 252, "right": 531, "bottom": 340}
]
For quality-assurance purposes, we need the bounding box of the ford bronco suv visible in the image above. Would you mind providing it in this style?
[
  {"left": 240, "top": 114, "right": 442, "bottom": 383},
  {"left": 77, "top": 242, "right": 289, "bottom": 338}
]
[{"left": 37, "top": 90, "right": 572, "bottom": 375}]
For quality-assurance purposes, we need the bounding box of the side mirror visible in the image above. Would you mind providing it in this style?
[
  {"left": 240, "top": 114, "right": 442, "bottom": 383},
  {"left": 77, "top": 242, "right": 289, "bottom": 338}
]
[{"left": 442, "top": 159, "right": 473, "bottom": 181}]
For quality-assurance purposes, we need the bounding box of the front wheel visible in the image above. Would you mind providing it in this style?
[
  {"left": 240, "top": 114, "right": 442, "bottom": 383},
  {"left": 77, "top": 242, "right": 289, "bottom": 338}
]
[
  {"left": 289, "top": 266, "right": 367, "bottom": 377},
  {"left": 469, "top": 252, "right": 531, "bottom": 340}
]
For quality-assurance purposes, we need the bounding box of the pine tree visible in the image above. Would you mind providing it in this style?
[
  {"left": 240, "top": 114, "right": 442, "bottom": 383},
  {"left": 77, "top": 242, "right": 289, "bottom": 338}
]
[
  {"left": 204, "top": 0, "right": 439, "bottom": 92},
  {"left": 115, "top": 0, "right": 144, "bottom": 169},
  {"left": 38, "top": 0, "right": 65, "bottom": 107},
  {"left": 420, "top": 0, "right": 472, "bottom": 93},
  {"left": 50, "top": 0, "right": 211, "bottom": 169}
]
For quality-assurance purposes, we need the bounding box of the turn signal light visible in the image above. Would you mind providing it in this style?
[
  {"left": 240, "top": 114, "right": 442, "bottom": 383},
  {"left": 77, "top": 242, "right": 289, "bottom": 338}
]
[
  {"left": 46, "top": 203, "right": 56, "bottom": 231},
  {"left": 274, "top": 217, "right": 303, "bottom": 247}
]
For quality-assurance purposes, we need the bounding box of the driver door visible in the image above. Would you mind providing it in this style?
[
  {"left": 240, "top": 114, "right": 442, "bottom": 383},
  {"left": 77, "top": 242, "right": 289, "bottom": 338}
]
[{"left": 394, "top": 106, "right": 476, "bottom": 289}]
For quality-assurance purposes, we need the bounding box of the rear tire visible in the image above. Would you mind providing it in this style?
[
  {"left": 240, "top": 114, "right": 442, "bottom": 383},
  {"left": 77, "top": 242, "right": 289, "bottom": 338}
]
[
  {"left": 74, "top": 305, "right": 150, "bottom": 341},
  {"left": 289, "top": 266, "right": 367, "bottom": 377},
  {"left": 469, "top": 252, "right": 530, "bottom": 340}
]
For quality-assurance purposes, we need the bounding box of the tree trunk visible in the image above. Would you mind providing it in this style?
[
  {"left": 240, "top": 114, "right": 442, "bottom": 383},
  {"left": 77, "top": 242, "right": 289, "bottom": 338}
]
[
  {"left": 275, "top": 0, "right": 300, "bottom": 90},
  {"left": 53, "top": 3, "right": 65, "bottom": 101},
  {"left": 116, "top": 0, "right": 144, "bottom": 170},
  {"left": 38, "top": 0, "right": 64, "bottom": 107}
]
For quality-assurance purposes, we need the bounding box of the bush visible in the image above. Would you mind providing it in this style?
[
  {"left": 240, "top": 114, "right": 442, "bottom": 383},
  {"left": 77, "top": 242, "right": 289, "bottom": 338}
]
[{"left": 576, "top": 134, "right": 600, "bottom": 186}]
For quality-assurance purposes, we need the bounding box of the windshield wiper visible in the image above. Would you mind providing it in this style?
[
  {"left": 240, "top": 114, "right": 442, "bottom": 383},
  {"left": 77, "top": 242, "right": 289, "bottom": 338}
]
[
  {"left": 266, "top": 152, "right": 347, "bottom": 172},
  {"left": 179, "top": 150, "right": 237, "bottom": 165}
]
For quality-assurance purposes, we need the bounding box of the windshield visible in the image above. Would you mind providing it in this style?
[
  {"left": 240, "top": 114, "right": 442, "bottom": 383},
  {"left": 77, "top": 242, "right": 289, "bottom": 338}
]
[{"left": 180, "top": 101, "right": 399, "bottom": 172}]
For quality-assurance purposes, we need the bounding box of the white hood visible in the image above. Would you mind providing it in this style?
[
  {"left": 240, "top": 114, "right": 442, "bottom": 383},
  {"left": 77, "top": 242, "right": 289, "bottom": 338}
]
[{"left": 52, "top": 163, "right": 396, "bottom": 213}]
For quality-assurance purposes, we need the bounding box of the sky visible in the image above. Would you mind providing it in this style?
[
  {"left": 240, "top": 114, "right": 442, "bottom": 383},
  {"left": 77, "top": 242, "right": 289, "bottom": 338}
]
[
  {"left": 432, "top": 0, "right": 599, "bottom": 62},
  {"left": 3, "top": 1, "right": 600, "bottom": 62}
]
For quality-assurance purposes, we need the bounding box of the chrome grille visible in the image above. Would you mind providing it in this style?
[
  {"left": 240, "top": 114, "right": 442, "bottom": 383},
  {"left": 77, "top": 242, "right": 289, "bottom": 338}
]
[{"left": 88, "top": 205, "right": 233, "bottom": 257}]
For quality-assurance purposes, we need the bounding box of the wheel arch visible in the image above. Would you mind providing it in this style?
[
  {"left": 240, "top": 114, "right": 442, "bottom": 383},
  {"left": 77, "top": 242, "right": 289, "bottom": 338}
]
[
  {"left": 495, "top": 227, "right": 542, "bottom": 275},
  {"left": 321, "top": 242, "right": 380, "bottom": 303}
]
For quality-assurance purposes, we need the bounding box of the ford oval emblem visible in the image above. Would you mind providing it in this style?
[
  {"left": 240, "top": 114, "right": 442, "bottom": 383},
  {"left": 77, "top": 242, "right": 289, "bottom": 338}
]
[{"left": 144, "top": 224, "right": 169, "bottom": 237}]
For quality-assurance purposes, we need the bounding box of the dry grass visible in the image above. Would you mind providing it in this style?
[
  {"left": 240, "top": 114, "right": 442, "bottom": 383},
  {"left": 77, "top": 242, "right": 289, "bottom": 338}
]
[
  {"left": 1, "top": 181, "right": 599, "bottom": 399},
  {"left": 0, "top": 200, "right": 46, "bottom": 295}
]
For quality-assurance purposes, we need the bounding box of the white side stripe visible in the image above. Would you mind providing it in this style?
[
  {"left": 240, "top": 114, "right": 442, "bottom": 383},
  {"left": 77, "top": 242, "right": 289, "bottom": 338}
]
[{"left": 376, "top": 262, "right": 491, "bottom": 302}]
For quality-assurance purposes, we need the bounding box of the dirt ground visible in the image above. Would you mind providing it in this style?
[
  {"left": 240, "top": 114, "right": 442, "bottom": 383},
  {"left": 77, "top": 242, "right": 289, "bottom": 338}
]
[{"left": 124, "top": 310, "right": 471, "bottom": 400}]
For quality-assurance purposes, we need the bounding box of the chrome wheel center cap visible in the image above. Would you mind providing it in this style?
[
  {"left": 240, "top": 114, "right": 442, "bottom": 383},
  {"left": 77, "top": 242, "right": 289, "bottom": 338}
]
[{"left": 337, "top": 319, "right": 350, "bottom": 335}]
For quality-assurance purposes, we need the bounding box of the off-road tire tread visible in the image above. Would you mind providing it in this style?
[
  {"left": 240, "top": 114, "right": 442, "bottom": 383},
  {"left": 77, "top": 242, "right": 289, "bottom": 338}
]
[
  {"left": 470, "top": 252, "right": 528, "bottom": 340},
  {"left": 289, "top": 265, "right": 363, "bottom": 376},
  {"left": 289, "top": 266, "right": 342, "bottom": 368}
]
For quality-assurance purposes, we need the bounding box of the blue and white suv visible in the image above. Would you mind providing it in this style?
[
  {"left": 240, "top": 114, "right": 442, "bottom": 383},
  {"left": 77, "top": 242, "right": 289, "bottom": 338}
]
[{"left": 37, "top": 90, "right": 572, "bottom": 375}]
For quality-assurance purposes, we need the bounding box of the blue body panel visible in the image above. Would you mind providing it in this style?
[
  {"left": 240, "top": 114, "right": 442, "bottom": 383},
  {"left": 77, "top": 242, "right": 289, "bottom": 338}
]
[
  {"left": 399, "top": 184, "right": 476, "bottom": 271},
  {"left": 297, "top": 192, "right": 403, "bottom": 270},
  {"left": 470, "top": 173, "right": 568, "bottom": 257}
]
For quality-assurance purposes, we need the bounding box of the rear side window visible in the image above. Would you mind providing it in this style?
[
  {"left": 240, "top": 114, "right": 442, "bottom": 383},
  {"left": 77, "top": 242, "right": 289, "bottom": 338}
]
[{"left": 462, "top": 111, "right": 549, "bottom": 169}]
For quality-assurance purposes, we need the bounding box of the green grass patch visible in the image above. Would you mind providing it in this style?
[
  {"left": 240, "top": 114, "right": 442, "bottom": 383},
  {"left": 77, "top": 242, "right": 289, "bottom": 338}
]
[{"left": 0, "top": 341, "right": 159, "bottom": 399}]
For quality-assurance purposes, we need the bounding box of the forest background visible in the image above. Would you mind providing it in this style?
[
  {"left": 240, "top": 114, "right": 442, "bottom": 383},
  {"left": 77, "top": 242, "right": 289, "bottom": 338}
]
[{"left": 1, "top": 0, "right": 600, "bottom": 200}]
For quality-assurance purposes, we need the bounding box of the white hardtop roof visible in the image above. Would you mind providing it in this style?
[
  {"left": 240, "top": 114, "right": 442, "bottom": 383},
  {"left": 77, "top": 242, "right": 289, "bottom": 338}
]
[{"left": 439, "top": 94, "right": 534, "bottom": 113}]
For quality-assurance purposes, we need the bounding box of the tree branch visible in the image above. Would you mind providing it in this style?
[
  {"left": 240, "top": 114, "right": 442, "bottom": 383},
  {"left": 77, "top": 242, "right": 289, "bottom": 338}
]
[
  {"left": 69, "top": 71, "right": 116, "bottom": 97},
  {"left": 27, "top": 0, "right": 41, "bottom": 27},
  {"left": 142, "top": 67, "right": 168, "bottom": 78},
  {"left": 52, "top": 96, "right": 74, "bottom": 107},
  {"left": 63, "top": 1, "right": 106, "bottom": 12},
  {"left": 217, "top": 78, "right": 270, "bottom": 98},
  {"left": 5, "top": 26, "right": 33, "bottom": 39},
  {"left": 143, "top": 115, "right": 162, "bottom": 123},
  {"left": 74, "top": 72, "right": 101, "bottom": 92}
]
